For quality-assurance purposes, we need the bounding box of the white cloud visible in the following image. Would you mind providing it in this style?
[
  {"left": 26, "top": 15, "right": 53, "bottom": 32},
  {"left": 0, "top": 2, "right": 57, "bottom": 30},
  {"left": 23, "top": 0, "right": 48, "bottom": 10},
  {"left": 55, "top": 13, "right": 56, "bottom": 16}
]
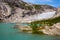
[
  {"left": 23, "top": 0, "right": 35, "bottom": 3},
  {"left": 38, "top": 0, "right": 52, "bottom": 2},
  {"left": 23, "top": 0, "right": 53, "bottom": 3}
]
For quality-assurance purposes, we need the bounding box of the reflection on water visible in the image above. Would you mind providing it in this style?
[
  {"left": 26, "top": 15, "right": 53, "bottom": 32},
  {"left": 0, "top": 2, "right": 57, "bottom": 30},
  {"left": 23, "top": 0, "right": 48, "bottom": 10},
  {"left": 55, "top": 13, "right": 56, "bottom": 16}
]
[{"left": 0, "top": 23, "right": 60, "bottom": 40}]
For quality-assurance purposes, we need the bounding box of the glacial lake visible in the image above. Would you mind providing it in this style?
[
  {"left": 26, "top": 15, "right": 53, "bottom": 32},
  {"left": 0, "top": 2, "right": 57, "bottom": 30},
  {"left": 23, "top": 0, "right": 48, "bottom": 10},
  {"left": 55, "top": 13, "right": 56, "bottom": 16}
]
[{"left": 0, "top": 23, "right": 60, "bottom": 40}]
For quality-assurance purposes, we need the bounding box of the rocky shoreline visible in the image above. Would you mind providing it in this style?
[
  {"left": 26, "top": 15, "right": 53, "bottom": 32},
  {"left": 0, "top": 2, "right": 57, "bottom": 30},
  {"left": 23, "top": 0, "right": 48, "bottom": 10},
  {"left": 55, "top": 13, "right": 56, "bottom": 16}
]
[
  {"left": 42, "top": 23, "right": 60, "bottom": 36},
  {"left": 13, "top": 23, "right": 60, "bottom": 35}
]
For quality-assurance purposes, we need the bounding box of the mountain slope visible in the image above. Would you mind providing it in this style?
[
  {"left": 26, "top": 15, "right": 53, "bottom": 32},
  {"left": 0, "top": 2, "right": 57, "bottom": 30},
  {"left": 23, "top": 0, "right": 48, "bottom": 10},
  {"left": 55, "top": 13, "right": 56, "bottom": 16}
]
[{"left": 0, "top": 0, "right": 60, "bottom": 23}]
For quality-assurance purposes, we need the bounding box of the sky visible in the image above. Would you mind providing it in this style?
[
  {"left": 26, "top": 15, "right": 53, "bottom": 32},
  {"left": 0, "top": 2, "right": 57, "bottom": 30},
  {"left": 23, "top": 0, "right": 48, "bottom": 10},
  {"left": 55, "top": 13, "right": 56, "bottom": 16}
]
[{"left": 23, "top": 0, "right": 60, "bottom": 8}]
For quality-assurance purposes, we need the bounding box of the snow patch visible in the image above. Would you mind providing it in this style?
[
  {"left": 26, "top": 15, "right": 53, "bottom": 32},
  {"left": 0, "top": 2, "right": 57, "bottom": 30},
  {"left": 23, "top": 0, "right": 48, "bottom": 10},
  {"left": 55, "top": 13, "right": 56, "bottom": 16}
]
[{"left": 32, "top": 11, "right": 56, "bottom": 20}]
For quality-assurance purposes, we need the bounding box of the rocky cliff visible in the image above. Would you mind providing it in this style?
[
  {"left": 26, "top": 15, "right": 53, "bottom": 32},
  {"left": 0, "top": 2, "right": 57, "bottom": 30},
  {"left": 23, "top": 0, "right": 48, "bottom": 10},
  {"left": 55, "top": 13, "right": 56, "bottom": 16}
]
[{"left": 0, "top": 0, "right": 60, "bottom": 23}]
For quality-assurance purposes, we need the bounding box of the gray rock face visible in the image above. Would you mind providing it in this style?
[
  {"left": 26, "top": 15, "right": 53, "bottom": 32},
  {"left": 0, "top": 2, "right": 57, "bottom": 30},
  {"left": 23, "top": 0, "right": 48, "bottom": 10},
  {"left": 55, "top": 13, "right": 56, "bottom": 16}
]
[
  {"left": 0, "top": 2, "right": 11, "bottom": 19},
  {"left": 42, "top": 23, "right": 60, "bottom": 36},
  {"left": 0, "top": 0, "right": 59, "bottom": 23}
]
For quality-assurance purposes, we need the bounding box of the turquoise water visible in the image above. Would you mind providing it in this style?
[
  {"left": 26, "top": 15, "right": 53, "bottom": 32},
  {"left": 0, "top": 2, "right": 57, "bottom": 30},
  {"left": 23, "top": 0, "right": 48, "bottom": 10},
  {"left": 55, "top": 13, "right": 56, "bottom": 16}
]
[{"left": 0, "top": 23, "right": 60, "bottom": 40}]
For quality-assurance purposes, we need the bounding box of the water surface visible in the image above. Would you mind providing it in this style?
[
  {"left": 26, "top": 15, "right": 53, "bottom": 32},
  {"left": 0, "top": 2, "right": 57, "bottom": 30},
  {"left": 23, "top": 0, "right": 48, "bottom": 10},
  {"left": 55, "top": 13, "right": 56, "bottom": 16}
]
[{"left": 0, "top": 23, "right": 60, "bottom": 40}]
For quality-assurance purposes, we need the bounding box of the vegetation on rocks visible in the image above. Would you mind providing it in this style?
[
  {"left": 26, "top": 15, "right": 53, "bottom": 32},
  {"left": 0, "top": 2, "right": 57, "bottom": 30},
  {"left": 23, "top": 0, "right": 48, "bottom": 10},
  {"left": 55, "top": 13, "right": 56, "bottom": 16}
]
[
  {"left": 31, "top": 16, "right": 60, "bottom": 27},
  {"left": 33, "top": 5, "right": 41, "bottom": 10},
  {"left": 24, "top": 16, "right": 60, "bottom": 34}
]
